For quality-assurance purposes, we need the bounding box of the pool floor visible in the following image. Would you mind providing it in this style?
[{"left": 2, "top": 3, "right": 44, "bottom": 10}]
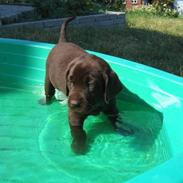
[{"left": 0, "top": 82, "right": 171, "bottom": 183}]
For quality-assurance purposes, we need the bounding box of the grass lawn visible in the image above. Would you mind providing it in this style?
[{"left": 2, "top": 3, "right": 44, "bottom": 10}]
[{"left": 0, "top": 13, "right": 183, "bottom": 77}]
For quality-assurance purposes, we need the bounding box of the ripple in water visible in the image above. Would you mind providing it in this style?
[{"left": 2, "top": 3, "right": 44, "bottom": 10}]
[{"left": 0, "top": 84, "right": 171, "bottom": 183}]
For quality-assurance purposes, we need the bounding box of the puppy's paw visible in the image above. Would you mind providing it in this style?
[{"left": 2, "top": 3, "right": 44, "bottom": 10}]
[
  {"left": 115, "top": 122, "right": 134, "bottom": 136},
  {"left": 71, "top": 141, "right": 87, "bottom": 155},
  {"left": 55, "top": 90, "right": 67, "bottom": 101},
  {"left": 38, "top": 97, "right": 55, "bottom": 105},
  {"left": 38, "top": 98, "right": 47, "bottom": 105}
]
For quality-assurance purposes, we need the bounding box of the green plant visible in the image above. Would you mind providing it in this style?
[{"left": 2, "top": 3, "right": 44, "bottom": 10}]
[
  {"left": 153, "top": 0, "right": 174, "bottom": 7},
  {"left": 127, "top": 4, "right": 178, "bottom": 18},
  {"left": 31, "top": 0, "right": 95, "bottom": 18},
  {"left": 0, "top": 0, "right": 29, "bottom": 3},
  {"left": 127, "top": 5, "right": 156, "bottom": 15},
  {"left": 93, "top": 0, "right": 125, "bottom": 11},
  {"left": 153, "top": 1, "right": 178, "bottom": 17}
]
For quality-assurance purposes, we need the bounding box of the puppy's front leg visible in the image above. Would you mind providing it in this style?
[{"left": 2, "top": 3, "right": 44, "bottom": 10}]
[
  {"left": 103, "top": 99, "right": 134, "bottom": 136},
  {"left": 69, "top": 110, "right": 87, "bottom": 154},
  {"left": 39, "top": 73, "right": 55, "bottom": 105}
]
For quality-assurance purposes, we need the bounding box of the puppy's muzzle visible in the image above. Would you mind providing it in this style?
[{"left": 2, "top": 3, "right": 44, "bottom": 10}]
[
  {"left": 68, "top": 95, "right": 85, "bottom": 111},
  {"left": 69, "top": 99, "right": 81, "bottom": 109}
]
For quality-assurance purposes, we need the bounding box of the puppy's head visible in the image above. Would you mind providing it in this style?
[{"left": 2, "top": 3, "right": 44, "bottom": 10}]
[{"left": 66, "top": 54, "right": 122, "bottom": 114}]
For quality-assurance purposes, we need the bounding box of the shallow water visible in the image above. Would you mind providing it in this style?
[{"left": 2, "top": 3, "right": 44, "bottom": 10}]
[{"left": 0, "top": 83, "right": 171, "bottom": 183}]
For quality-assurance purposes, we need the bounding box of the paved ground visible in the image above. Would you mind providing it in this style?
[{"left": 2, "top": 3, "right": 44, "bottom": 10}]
[
  {"left": 0, "top": 5, "right": 124, "bottom": 29},
  {"left": 0, "top": 4, "right": 34, "bottom": 19}
]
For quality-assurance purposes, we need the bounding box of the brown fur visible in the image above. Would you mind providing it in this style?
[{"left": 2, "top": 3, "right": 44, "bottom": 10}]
[{"left": 41, "top": 17, "right": 133, "bottom": 154}]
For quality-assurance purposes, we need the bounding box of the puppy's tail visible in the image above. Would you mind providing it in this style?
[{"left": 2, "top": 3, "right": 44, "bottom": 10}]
[{"left": 59, "top": 16, "right": 76, "bottom": 43}]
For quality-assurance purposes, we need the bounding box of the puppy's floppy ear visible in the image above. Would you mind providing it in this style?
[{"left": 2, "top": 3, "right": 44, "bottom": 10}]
[
  {"left": 103, "top": 70, "right": 123, "bottom": 104},
  {"left": 65, "top": 58, "right": 83, "bottom": 96},
  {"left": 65, "top": 61, "right": 75, "bottom": 96},
  {"left": 65, "top": 68, "right": 70, "bottom": 96}
]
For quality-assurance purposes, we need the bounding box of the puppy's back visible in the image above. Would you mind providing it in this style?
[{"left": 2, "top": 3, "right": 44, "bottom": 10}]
[
  {"left": 46, "top": 16, "right": 88, "bottom": 93},
  {"left": 47, "top": 42, "right": 87, "bottom": 93}
]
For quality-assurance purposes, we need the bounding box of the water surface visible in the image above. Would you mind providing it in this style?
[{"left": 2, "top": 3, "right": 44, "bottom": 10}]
[{"left": 0, "top": 83, "right": 171, "bottom": 183}]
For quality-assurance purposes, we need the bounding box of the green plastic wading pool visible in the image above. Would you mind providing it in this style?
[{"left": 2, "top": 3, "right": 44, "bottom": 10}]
[{"left": 0, "top": 38, "right": 183, "bottom": 183}]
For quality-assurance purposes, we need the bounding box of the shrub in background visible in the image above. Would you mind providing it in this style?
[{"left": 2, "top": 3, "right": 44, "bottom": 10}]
[
  {"left": 0, "top": 0, "right": 125, "bottom": 19},
  {"left": 153, "top": 0, "right": 174, "bottom": 7},
  {"left": 31, "top": 0, "right": 125, "bottom": 18},
  {"left": 152, "top": 0, "right": 178, "bottom": 17},
  {"left": 31, "top": 0, "right": 95, "bottom": 18},
  {"left": 127, "top": 3, "right": 178, "bottom": 17},
  {"left": 93, "top": 0, "right": 125, "bottom": 11},
  {"left": 0, "top": 0, "right": 29, "bottom": 3}
]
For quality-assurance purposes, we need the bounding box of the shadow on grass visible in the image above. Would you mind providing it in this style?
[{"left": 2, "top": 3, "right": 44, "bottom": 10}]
[
  {"left": 0, "top": 22, "right": 182, "bottom": 76},
  {"left": 68, "top": 26, "right": 183, "bottom": 77}
]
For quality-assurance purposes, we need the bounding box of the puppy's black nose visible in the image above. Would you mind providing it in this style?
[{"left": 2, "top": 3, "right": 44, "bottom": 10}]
[{"left": 69, "top": 100, "right": 81, "bottom": 109}]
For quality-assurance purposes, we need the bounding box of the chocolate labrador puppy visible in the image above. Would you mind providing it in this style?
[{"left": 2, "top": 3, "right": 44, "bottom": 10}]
[{"left": 41, "top": 17, "right": 133, "bottom": 154}]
